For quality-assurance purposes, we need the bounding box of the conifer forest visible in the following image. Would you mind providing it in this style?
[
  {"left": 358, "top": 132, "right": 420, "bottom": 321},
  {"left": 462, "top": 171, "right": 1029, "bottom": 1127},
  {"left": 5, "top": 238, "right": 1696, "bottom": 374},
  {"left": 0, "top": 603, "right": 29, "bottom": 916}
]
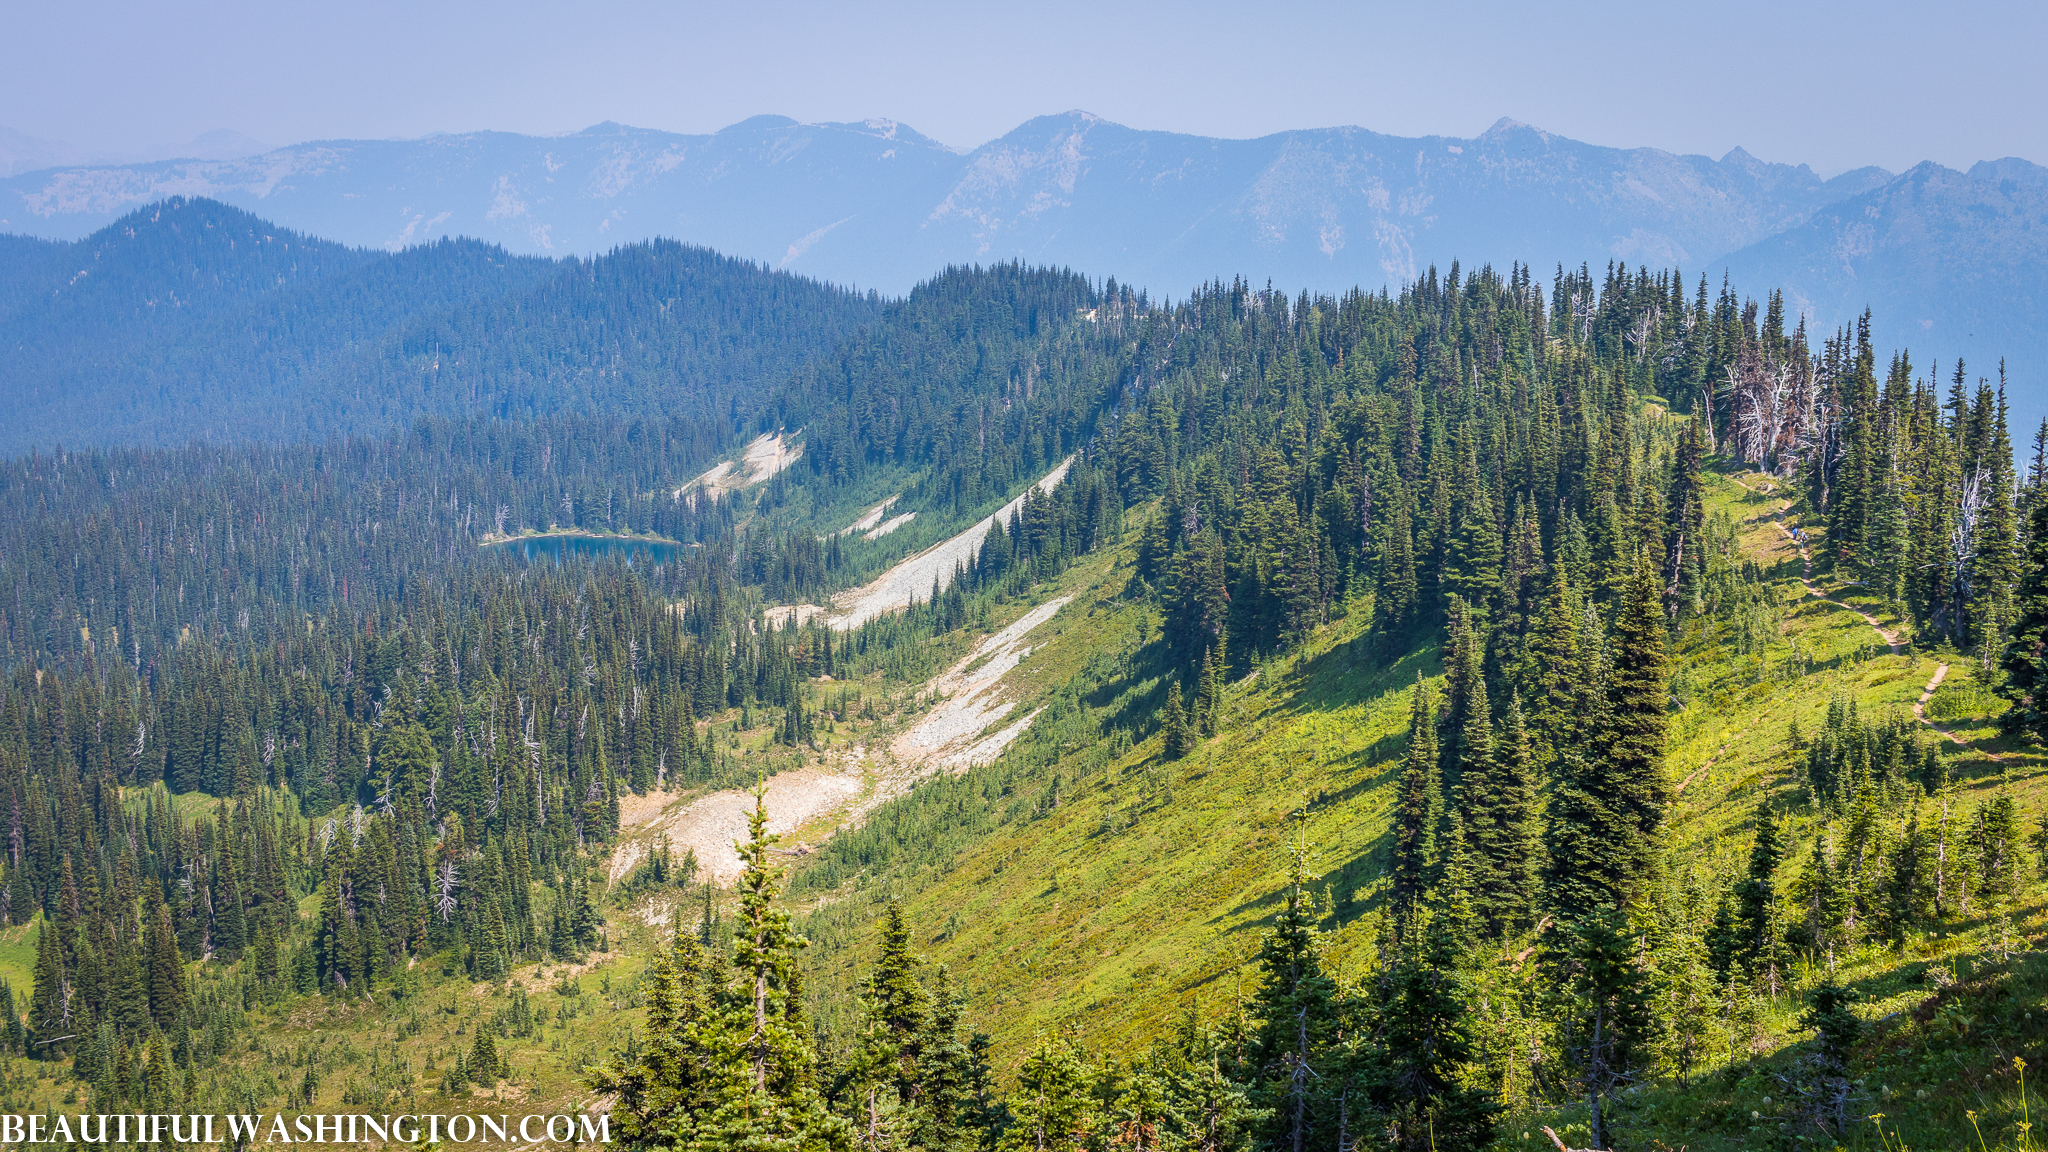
[{"left": 4, "top": 197, "right": 2048, "bottom": 1151}]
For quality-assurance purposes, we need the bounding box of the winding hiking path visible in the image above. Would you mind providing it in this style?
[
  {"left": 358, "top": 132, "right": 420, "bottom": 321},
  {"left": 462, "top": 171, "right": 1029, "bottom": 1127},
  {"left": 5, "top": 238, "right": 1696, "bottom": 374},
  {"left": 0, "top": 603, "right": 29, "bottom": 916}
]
[
  {"left": 1741, "top": 477, "right": 2001, "bottom": 761},
  {"left": 1673, "top": 743, "right": 1730, "bottom": 797}
]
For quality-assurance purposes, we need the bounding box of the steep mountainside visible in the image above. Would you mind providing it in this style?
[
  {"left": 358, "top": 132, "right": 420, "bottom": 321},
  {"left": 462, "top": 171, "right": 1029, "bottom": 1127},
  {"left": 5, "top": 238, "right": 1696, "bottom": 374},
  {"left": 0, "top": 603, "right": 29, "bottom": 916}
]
[
  {"left": 1723, "top": 157, "right": 2048, "bottom": 414},
  {"left": 0, "top": 250, "right": 2046, "bottom": 1150}
]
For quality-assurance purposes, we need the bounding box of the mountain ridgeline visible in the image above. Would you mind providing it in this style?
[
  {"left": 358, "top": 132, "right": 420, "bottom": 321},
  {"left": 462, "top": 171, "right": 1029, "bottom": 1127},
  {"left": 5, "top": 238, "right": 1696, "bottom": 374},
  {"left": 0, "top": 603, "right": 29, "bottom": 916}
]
[
  {"left": 0, "top": 227, "right": 2043, "bottom": 1150},
  {"left": 0, "top": 197, "right": 883, "bottom": 452},
  {"left": 6, "top": 112, "right": 2042, "bottom": 435}
]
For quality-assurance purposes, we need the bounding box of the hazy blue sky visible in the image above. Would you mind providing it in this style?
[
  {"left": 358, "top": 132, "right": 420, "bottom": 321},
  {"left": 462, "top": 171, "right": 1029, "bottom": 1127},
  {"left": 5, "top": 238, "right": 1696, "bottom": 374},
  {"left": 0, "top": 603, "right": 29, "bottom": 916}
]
[{"left": 5, "top": 0, "right": 2041, "bottom": 175}]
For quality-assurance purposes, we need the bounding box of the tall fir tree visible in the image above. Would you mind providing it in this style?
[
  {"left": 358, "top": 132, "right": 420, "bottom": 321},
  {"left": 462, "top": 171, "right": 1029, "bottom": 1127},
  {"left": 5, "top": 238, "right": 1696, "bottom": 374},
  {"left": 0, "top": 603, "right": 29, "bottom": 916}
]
[
  {"left": 1390, "top": 680, "right": 1442, "bottom": 936},
  {"left": 2000, "top": 498, "right": 2048, "bottom": 740},
  {"left": 1476, "top": 695, "right": 1543, "bottom": 937},
  {"left": 1250, "top": 824, "right": 1340, "bottom": 1152}
]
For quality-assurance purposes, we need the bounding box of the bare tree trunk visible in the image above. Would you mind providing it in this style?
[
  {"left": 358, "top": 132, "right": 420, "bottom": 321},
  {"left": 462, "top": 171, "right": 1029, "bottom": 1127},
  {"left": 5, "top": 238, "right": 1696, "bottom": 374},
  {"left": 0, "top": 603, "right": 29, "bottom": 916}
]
[
  {"left": 1291, "top": 1006, "right": 1310, "bottom": 1152},
  {"left": 1588, "top": 1001, "right": 1610, "bottom": 1151},
  {"left": 753, "top": 965, "right": 768, "bottom": 1091}
]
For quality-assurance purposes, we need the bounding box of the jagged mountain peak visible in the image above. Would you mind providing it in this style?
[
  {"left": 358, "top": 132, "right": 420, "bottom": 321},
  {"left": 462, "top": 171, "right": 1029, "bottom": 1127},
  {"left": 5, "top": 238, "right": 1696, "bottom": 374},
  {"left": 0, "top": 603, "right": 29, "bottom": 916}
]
[{"left": 1479, "top": 116, "right": 1545, "bottom": 139}]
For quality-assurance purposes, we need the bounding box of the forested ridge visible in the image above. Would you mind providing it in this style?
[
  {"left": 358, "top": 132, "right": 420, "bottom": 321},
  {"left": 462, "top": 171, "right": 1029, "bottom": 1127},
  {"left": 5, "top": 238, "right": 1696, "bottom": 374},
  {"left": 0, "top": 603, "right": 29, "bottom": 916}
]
[
  {"left": 0, "top": 198, "right": 2044, "bottom": 1148},
  {"left": 0, "top": 197, "right": 882, "bottom": 452}
]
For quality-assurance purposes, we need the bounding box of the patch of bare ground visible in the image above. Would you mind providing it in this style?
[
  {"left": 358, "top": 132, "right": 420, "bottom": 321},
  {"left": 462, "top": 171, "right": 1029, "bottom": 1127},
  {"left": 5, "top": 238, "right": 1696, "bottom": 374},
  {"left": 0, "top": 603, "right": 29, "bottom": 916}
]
[
  {"left": 836, "top": 495, "right": 900, "bottom": 536},
  {"left": 673, "top": 431, "right": 802, "bottom": 505},
  {"left": 617, "top": 750, "right": 871, "bottom": 886},
  {"left": 619, "top": 595, "right": 1073, "bottom": 889},
  {"left": 822, "top": 456, "right": 1074, "bottom": 631},
  {"left": 889, "top": 596, "right": 1070, "bottom": 771},
  {"left": 762, "top": 603, "right": 832, "bottom": 628},
  {"left": 863, "top": 512, "right": 916, "bottom": 540},
  {"left": 504, "top": 954, "right": 613, "bottom": 994}
]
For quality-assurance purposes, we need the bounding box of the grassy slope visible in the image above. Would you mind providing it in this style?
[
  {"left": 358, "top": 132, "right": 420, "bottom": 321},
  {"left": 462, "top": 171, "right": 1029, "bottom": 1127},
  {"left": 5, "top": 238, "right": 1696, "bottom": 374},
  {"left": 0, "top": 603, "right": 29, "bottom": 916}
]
[
  {"left": 2, "top": 464, "right": 2040, "bottom": 1148},
  {"left": 801, "top": 464, "right": 2048, "bottom": 1150}
]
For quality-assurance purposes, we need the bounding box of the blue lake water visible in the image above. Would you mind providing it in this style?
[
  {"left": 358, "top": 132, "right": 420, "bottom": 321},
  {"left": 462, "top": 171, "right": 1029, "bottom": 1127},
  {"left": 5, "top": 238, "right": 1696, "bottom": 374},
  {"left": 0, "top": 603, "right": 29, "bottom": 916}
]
[{"left": 486, "top": 535, "right": 685, "bottom": 565}]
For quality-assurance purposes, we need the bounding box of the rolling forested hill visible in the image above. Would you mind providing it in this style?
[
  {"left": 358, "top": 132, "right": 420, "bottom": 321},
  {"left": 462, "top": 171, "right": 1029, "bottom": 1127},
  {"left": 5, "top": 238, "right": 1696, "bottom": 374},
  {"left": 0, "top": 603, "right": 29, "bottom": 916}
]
[
  {"left": 0, "top": 197, "right": 882, "bottom": 452},
  {"left": 0, "top": 208, "right": 2045, "bottom": 1151}
]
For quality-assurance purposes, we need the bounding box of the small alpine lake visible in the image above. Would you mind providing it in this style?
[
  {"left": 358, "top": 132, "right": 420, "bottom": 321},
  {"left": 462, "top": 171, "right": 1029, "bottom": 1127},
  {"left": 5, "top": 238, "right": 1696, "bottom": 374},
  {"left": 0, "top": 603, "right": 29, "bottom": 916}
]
[{"left": 481, "top": 533, "right": 686, "bottom": 565}]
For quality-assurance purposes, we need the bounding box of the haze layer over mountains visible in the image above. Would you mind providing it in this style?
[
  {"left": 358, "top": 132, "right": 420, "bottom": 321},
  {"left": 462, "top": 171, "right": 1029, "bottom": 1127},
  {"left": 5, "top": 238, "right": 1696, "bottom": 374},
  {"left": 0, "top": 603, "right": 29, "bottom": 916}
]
[{"left": 2, "top": 111, "right": 2043, "bottom": 449}]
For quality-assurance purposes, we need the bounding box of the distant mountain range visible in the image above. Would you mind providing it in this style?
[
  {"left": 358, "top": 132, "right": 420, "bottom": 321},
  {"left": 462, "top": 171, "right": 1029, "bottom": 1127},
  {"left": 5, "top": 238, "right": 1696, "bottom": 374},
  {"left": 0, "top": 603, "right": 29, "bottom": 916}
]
[
  {"left": 0, "top": 113, "right": 1902, "bottom": 288},
  {"left": 2, "top": 111, "right": 2043, "bottom": 419},
  {"left": 1720, "top": 158, "right": 2048, "bottom": 389},
  {"left": 0, "top": 124, "right": 271, "bottom": 178}
]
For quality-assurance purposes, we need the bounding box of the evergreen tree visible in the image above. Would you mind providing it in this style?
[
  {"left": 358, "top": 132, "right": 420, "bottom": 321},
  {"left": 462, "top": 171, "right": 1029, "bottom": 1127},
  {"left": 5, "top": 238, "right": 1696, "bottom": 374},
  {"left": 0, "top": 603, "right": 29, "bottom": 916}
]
[
  {"left": 1665, "top": 415, "right": 1709, "bottom": 615},
  {"left": 144, "top": 898, "right": 184, "bottom": 1028},
  {"left": 1250, "top": 826, "right": 1339, "bottom": 1152},
  {"left": 27, "top": 924, "right": 67, "bottom": 1058},
  {"left": 997, "top": 1035, "right": 1100, "bottom": 1152},
  {"left": 1542, "top": 744, "right": 1632, "bottom": 921},
  {"left": 1197, "top": 645, "right": 1222, "bottom": 738},
  {"left": 1730, "top": 802, "right": 1785, "bottom": 985},
  {"left": 716, "top": 785, "right": 846, "bottom": 1149},
  {"left": 1373, "top": 904, "right": 1499, "bottom": 1152},
  {"left": 2000, "top": 498, "right": 2048, "bottom": 740},
  {"left": 1883, "top": 804, "right": 1932, "bottom": 936},
  {"left": 1390, "top": 680, "right": 1441, "bottom": 935},
  {"left": 1601, "top": 548, "right": 1671, "bottom": 886},
  {"left": 1524, "top": 568, "right": 1581, "bottom": 771},
  {"left": 587, "top": 918, "right": 724, "bottom": 1150},
  {"left": 913, "top": 967, "right": 999, "bottom": 1152},
  {"left": 1476, "top": 695, "right": 1542, "bottom": 937},
  {"left": 1795, "top": 980, "right": 1863, "bottom": 1140},
  {"left": 598, "top": 790, "right": 846, "bottom": 1150},
  {"left": 1656, "top": 917, "right": 1722, "bottom": 1090},
  {"left": 469, "top": 1025, "right": 504, "bottom": 1086},
  {"left": 1443, "top": 477, "right": 1503, "bottom": 616},
  {"left": 1972, "top": 791, "right": 2025, "bottom": 908},
  {"left": 1555, "top": 912, "right": 1656, "bottom": 1152},
  {"left": 1374, "top": 485, "right": 1421, "bottom": 642},
  {"left": 837, "top": 901, "right": 934, "bottom": 1148},
  {"left": 1162, "top": 682, "right": 1191, "bottom": 760}
]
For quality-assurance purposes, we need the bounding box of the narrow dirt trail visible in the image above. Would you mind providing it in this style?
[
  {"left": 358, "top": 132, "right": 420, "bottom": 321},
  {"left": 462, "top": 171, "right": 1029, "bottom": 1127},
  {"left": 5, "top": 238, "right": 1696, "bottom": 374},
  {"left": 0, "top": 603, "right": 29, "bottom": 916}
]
[{"left": 1748, "top": 483, "right": 2001, "bottom": 761}]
